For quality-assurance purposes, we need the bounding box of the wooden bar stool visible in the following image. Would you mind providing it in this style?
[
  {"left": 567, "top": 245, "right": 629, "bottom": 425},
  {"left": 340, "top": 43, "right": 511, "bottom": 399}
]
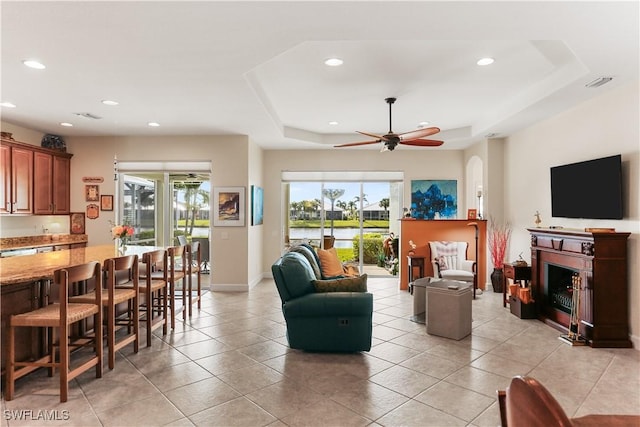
[
  {"left": 138, "top": 249, "right": 168, "bottom": 346},
  {"left": 5, "top": 261, "right": 103, "bottom": 402},
  {"left": 166, "top": 245, "right": 187, "bottom": 327},
  {"left": 186, "top": 240, "right": 202, "bottom": 316},
  {"left": 71, "top": 255, "right": 139, "bottom": 369}
]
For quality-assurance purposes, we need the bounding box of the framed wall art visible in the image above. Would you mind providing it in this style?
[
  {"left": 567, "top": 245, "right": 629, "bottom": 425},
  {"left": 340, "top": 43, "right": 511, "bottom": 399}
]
[
  {"left": 85, "top": 184, "right": 99, "bottom": 202},
  {"left": 100, "top": 195, "right": 113, "bottom": 211},
  {"left": 86, "top": 203, "right": 100, "bottom": 219},
  {"left": 251, "top": 185, "right": 264, "bottom": 226},
  {"left": 410, "top": 179, "right": 458, "bottom": 219},
  {"left": 213, "top": 187, "right": 245, "bottom": 227},
  {"left": 70, "top": 212, "right": 85, "bottom": 234}
]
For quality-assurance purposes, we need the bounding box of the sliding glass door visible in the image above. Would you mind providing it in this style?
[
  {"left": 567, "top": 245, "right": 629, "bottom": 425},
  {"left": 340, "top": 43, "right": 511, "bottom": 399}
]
[
  {"left": 117, "top": 164, "right": 210, "bottom": 248},
  {"left": 283, "top": 172, "right": 403, "bottom": 277}
]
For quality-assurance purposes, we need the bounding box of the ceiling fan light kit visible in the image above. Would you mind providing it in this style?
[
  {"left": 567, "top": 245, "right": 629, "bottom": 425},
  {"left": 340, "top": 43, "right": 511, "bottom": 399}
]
[{"left": 334, "top": 97, "right": 444, "bottom": 151}]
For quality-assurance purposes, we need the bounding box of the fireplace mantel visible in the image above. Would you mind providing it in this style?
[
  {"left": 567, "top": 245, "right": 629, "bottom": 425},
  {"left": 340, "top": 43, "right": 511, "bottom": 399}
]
[{"left": 528, "top": 228, "right": 631, "bottom": 348}]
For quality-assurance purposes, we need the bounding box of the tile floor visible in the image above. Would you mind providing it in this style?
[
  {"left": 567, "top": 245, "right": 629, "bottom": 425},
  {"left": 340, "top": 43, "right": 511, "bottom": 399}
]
[{"left": 2, "top": 276, "right": 639, "bottom": 426}]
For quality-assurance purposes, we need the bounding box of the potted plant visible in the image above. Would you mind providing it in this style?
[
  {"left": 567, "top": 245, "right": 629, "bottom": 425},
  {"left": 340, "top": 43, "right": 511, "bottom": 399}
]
[{"left": 488, "top": 217, "right": 512, "bottom": 292}]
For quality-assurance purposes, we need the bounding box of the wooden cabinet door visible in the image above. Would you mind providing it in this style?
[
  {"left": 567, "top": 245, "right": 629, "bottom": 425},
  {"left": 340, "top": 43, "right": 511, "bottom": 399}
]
[
  {"left": 0, "top": 144, "right": 10, "bottom": 213},
  {"left": 33, "top": 151, "right": 53, "bottom": 214},
  {"left": 10, "top": 146, "right": 33, "bottom": 214},
  {"left": 52, "top": 154, "right": 71, "bottom": 214}
]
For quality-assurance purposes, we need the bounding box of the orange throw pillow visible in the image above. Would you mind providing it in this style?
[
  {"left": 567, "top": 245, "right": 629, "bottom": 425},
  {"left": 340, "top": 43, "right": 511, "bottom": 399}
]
[{"left": 317, "top": 247, "right": 344, "bottom": 278}]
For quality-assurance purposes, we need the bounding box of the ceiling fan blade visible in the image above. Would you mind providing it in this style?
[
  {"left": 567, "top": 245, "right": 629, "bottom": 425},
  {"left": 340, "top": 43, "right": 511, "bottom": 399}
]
[
  {"left": 399, "top": 138, "right": 444, "bottom": 147},
  {"left": 398, "top": 127, "right": 441, "bottom": 141},
  {"left": 334, "top": 140, "right": 381, "bottom": 148},
  {"left": 357, "top": 130, "right": 390, "bottom": 141}
]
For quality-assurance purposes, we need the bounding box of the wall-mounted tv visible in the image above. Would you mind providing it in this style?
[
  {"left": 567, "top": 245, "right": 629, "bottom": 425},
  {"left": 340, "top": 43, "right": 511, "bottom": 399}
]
[{"left": 550, "top": 154, "right": 623, "bottom": 220}]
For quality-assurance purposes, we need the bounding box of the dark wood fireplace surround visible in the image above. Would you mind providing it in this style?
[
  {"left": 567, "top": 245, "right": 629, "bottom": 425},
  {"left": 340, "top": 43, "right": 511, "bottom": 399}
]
[{"left": 529, "top": 228, "right": 631, "bottom": 348}]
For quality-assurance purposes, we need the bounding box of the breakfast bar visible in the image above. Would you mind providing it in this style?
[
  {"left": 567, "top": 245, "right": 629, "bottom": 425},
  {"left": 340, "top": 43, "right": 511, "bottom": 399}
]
[{"left": 0, "top": 244, "right": 161, "bottom": 374}]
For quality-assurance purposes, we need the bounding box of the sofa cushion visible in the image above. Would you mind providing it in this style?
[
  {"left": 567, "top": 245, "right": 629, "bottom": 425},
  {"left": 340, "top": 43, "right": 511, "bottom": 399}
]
[
  {"left": 274, "top": 252, "right": 316, "bottom": 300},
  {"left": 284, "top": 292, "right": 373, "bottom": 318},
  {"left": 313, "top": 274, "right": 368, "bottom": 293},
  {"left": 317, "top": 247, "right": 344, "bottom": 278},
  {"left": 288, "top": 245, "right": 322, "bottom": 279}
]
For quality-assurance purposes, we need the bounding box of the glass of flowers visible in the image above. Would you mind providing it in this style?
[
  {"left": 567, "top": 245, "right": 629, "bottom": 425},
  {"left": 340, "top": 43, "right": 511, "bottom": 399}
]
[{"left": 111, "top": 222, "right": 134, "bottom": 253}]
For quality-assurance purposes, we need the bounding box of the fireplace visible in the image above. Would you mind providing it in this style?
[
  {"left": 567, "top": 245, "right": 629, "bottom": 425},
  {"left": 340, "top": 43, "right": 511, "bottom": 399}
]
[
  {"left": 544, "top": 263, "right": 577, "bottom": 315},
  {"left": 529, "top": 228, "right": 631, "bottom": 348}
]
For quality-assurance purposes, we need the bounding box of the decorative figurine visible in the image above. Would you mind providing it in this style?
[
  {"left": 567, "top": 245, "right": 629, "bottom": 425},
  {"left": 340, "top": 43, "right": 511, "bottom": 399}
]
[{"left": 534, "top": 211, "right": 542, "bottom": 227}]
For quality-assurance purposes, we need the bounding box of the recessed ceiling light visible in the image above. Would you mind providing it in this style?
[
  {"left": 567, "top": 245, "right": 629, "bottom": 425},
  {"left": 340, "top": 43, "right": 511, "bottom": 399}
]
[
  {"left": 60, "top": 122, "right": 73, "bottom": 127},
  {"left": 22, "top": 59, "right": 46, "bottom": 69},
  {"left": 418, "top": 121, "right": 430, "bottom": 127},
  {"left": 0, "top": 102, "right": 16, "bottom": 108},
  {"left": 324, "top": 58, "right": 343, "bottom": 67},
  {"left": 477, "top": 57, "right": 495, "bottom": 66},
  {"left": 328, "top": 121, "right": 338, "bottom": 125},
  {"left": 101, "top": 100, "right": 119, "bottom": 106},
  {"left": 148, "top": 122, "right": 160, "bottom": 127}
]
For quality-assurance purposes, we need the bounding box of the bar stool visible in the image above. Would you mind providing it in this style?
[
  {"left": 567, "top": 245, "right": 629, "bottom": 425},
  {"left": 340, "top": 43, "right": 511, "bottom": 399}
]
[
  {"left": 138, "top": 249, "right": 168, "bottom": 346},
  {"left": 186, "top": 241, "right": 202, "bottom": 316},
  {"left": 165, "top": 245, "right": 187, "bottom": 328},
  {"left": 5, "top": 261, "right": 103, "bottom": 402},
  {"left": 71, "top": 255, "right": 139, "bottom": 369}
]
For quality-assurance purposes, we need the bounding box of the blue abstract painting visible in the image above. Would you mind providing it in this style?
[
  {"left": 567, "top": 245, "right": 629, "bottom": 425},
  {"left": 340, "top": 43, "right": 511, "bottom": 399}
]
[{"left": 411, "top": 180, "right": 457, "bottom": 219}]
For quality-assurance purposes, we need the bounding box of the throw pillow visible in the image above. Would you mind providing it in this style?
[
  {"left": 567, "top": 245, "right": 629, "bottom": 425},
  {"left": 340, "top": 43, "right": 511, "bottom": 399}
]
[
  {"left": 436, "top": 256, "right": 449, "bottom": 271},
  {"left": 313, "top": 274, "right": 368, "bottom": 293},
  {"left": 317, "top": 247, "right": 344, "bottom": 278}
]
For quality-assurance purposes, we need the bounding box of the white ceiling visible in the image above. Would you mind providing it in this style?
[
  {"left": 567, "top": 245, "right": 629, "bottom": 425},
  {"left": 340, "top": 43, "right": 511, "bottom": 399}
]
[{"left": 1, "top": 1, "right": 638, "bottom": 150}]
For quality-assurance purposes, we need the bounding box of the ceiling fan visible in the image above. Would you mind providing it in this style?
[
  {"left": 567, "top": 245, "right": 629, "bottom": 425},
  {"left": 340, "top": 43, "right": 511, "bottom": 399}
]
[{"left": 334, "top": 97, "right": 443, "bottom": 151}]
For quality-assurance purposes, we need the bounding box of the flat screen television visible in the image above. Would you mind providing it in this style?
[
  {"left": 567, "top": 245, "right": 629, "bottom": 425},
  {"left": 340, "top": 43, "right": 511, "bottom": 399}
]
[{"left": 550, "top": 154, "right": 623, "bottom": 220}]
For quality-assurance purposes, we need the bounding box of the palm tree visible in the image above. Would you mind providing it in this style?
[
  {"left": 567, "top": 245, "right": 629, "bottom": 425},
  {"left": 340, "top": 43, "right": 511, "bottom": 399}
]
[
  {"left": 336, "top": 200, "right": 347, "bottom": 219},
  {"left": 322, "top": 188, "right": 345, "bottom": 235},
  {"left": 353, "top": 194, "right": 368, "bottom": 220},
  {"left": 379, "top": 198, "right": 390, "bottom": 219}
]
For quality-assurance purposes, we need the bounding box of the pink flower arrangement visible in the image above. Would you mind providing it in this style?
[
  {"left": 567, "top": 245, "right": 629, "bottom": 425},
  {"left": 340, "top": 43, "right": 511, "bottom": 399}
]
[
  {"left": 111, "top": 223, "right": 134, "bottom": 241},
  {"left": 488, "top": 218, "right": 511, "bottom": 268}
]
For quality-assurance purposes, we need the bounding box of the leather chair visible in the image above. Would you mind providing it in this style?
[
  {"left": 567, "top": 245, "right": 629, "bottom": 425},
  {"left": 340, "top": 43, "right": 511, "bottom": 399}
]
[
  {"left": 497, "top": 375, "right": 640, "bottom": 427},
  {"left": 271, "top": 251, "right": 373, "bottom": 352},
  {"left": 71, "top": 254, "right": 139, "bottom": 370},
  {"left": 429, "top": 241, "right": 475, "bottom": 283},
  {"left": 5, "top": 261, "right": 103, "bottom": 402}
]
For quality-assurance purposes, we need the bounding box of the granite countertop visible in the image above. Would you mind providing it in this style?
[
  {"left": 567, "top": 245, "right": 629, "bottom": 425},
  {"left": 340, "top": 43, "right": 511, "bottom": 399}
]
[
  {"left": 0, "top": 244, "right": 162, "bottom": 285},
  {"left": 0, "top": 234, "right": 88, "bottom": 251}
]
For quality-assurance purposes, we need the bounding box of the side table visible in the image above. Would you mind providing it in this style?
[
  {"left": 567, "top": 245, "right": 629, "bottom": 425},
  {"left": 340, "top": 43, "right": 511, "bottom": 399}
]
[
  {"left": 502, "top": 262, "right": 532, "bottom": 307},
  {"left": 407, "top": 255, "right": 425, "bottom": 283}
]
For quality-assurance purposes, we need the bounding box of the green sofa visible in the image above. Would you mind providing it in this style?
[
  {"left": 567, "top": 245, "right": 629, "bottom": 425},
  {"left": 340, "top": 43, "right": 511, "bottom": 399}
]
[{"left": 271, "top": 249, "right": 373, "bottom": 352}]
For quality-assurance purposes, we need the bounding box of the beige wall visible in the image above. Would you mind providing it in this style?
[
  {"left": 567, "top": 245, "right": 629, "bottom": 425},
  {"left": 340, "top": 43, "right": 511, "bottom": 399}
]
[
  {"left": 261, "top": 149, "right": 467, "bottom": 272},
  {"left": 504, "top": 80, "right": 640, "bottom": 346},
  {"left": 248, "top": 139, "right": 264, "bottom": 287},
  {"left": 63, "top": 135, "right": 252, "bottom": 289}
]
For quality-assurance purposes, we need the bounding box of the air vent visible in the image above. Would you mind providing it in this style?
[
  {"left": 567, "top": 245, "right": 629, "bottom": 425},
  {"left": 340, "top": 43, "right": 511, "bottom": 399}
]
[
  {"left": 73, "top": 112, "right": 102, "bottom": 120},
  {"left": 585, "top": 77, "right": 613, "bottom": 88}
]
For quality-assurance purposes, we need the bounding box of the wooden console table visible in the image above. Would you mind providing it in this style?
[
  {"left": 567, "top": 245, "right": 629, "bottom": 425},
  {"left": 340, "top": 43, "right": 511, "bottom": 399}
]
[{"left": 502, "top": 263, "right": 532, "bottom": 308}]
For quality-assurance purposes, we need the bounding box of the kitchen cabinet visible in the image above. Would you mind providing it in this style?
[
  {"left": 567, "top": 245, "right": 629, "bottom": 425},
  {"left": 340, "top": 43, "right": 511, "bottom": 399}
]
[
  {"left": 0, "top": 140, "right": 33, "bottom": 214},
  {"left": 33, "top": 151, "right": 72, "bottom": 214},
  {"left": 1, "top": 136, "right": 71, "bottom": 215}
]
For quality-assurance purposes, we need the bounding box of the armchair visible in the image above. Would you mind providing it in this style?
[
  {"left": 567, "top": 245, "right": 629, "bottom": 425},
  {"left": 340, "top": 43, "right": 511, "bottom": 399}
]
[
  {"left": 429, "top": 241, "right": 475, "bottom": 283},
  {"left": 271, "top": 251, "right": 373, "bottom": 352}
]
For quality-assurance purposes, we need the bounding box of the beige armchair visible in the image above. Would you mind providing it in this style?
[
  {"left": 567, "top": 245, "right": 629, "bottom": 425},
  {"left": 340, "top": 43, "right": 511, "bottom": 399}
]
[{"left": 428, "top": 241, "right": 475, "bottom": 283}]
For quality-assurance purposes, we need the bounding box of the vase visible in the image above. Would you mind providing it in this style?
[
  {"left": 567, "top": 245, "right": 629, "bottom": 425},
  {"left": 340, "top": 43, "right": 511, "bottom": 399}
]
[
  {"left": 118, "top": 238, "right": 128, "bottom": 254},
  {"left": 490, "top": 267, "right": 504, "bottom": 293}
]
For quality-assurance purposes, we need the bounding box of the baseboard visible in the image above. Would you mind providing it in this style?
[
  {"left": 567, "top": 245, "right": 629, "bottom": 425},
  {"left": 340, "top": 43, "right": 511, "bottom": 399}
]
[
  {"left": 209, "top": 283, "right": 248, "bottom": 292},
  {"left": 629, "top": 334, "right": 640, "bottom": 351}
]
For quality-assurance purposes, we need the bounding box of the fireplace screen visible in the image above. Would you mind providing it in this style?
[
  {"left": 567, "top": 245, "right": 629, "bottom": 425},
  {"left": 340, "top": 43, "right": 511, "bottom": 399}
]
[{"left": 544, "top": 263, "right": 578, "bottom": 314}]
